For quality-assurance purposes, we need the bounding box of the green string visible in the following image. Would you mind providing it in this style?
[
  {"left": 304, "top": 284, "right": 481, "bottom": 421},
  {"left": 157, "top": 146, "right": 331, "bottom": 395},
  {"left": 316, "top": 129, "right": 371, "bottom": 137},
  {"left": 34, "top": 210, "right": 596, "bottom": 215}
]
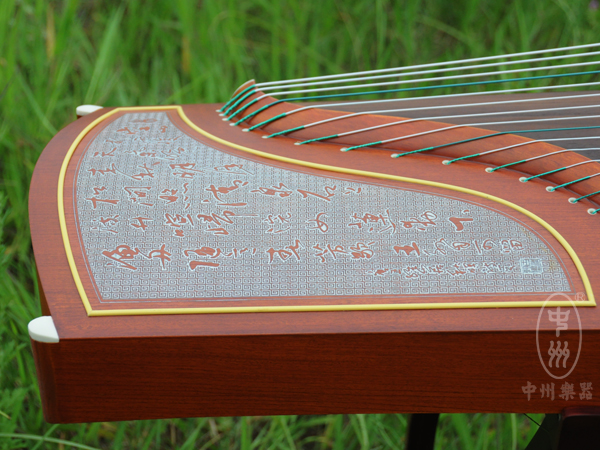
[
  {"left": 488, "top": 159, "right": 527, "bottom": 172},
  {"left": 297, "top": 134, "right": 340, "bottom": 145},
  {"left": 220, "top": 85, "right": 256, "bottom": 112},
  {"left": 390, "top": 132, "right": 506, "bottom": 156},
  {"left": 521, "top": 167, "right": 567, "bottom": 182},
  {"left": 232, "top": 99, "right": 286, "bottom": 124},
  {"left": 572, "top": 189, "right": 600, "bottom": 203},
  {"left": 228, "top": 97, "right": 263, "bottom": 120},
  {"left": 265, "top": 126, "right": 305, "bottom": 138},
  {"left": 390, "top": 126, "right": 600, "bottom": 157},
  {"left": 445, "top": 153, "right": 481, "bottom": 164},
  {"left": 548, "top": 175, "right": 592, "bottom": 192},
  {"left": 223, "top": 87, "right": 258, "bottom": 115},
  {"left": 249, "top": 113, "right": 288, "bottom": 131},
  {"left": 343, "top": 141, "right": 384, "bottom": 152}
]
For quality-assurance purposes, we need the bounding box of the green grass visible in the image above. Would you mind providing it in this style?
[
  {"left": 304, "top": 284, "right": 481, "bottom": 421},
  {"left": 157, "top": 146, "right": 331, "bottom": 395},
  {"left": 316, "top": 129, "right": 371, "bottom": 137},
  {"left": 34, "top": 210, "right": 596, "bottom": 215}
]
[{"left": 1, "top": 0, "right": 599, "bottom": 448}]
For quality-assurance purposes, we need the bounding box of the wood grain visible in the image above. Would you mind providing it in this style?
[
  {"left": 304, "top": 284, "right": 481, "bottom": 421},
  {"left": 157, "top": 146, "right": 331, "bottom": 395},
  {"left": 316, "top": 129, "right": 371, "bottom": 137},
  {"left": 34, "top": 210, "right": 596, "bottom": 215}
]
[{"left": 29, "top": 95, "right": 600, "bottom": 423}]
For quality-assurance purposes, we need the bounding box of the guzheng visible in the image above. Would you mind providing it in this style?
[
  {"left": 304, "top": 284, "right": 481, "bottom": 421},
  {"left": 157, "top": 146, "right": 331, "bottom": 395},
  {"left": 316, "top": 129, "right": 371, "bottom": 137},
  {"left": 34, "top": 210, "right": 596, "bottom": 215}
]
[{"left": 29, "top": 43, "right": 600, "bottom": 425}]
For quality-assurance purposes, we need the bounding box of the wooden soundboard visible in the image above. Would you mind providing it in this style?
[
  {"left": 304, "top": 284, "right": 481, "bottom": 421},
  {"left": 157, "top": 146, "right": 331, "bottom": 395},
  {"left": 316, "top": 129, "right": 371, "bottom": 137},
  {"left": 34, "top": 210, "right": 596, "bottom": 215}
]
[{"left": 29, "top": 95, "right": 600, "bottom": 424}]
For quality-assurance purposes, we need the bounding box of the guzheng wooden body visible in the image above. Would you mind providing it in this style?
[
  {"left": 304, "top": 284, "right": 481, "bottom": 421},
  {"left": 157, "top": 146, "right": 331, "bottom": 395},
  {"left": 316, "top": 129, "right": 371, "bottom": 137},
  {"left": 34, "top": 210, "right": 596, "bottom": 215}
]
[{"left": 29, "top": 90, "right": 600, "bottom": 423}]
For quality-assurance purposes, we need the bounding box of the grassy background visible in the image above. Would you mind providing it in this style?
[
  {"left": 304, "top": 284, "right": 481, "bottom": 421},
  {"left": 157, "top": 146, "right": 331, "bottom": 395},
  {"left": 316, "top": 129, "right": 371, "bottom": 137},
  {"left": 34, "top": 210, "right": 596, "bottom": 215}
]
[{"left": 1, "top": 0, "right": 599, "bottom": 448}]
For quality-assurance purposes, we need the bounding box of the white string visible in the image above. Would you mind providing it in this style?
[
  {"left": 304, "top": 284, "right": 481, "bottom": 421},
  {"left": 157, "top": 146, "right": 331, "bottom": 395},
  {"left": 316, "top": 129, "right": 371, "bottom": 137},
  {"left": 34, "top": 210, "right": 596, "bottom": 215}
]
[
  {"left": 522, "top": 159, "right": 600, "bottom": 181},
  {"left": 248, "top": 43, "right": 600, "bottom": 88},
  {"left": 296, "top": 104, "right": 600, "bottom": 144},
  {"left": 252, "top": 50, "right": 600, "bottom": 93},
  {"left": 547, "top": 172, "right": 600, "bottom": 192},
  {"left": 251, "top": 81, "right": 600, "bottom": 129},
  {"left": 263, "top": 92, "right": 600, "bottom": 135},
  {"left": 486, "top": 147, "right": 600, "bottom": 172},
  {"left": 337, "top": 114, "right": 600, "bottom": 152},
  {"left": 481, "top": 138, "right": 600, "bottom": 158},
  {"left": 242, "top": 59, "right": 600, "bottom": 107}
]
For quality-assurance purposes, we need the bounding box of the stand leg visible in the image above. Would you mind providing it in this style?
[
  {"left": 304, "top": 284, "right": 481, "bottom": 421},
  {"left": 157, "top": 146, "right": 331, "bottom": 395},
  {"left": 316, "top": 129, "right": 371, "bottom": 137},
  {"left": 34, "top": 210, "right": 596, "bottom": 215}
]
[
  {"left": 525, "top": 407, "right": 600, "bottom": 450},
  {"left": 557, "top": 407, "right": 600, "bottom": 450},
  {"left": 524, "top": 414, "right": 559, "bottom": 450},
  {"left": 406, "top": 413, "right": 439, "bottom": 450},
  {"left": 406, "top": 409, "right": 600, "bottom": 450}
]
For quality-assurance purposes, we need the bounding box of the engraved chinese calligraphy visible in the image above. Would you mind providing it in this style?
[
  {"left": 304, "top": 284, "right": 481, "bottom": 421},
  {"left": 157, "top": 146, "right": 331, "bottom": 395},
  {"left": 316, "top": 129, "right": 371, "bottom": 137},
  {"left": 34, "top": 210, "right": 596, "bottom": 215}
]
[{"left": 73, "top": 111, "right": 572, "bottom": 304}]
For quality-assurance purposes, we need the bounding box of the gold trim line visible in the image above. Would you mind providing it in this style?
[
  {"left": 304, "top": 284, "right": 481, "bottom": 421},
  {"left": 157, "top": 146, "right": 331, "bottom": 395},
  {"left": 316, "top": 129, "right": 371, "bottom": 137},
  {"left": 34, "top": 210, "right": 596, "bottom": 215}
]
[{"left": 56, "top": 106, "right": 595, "bottom": 316}]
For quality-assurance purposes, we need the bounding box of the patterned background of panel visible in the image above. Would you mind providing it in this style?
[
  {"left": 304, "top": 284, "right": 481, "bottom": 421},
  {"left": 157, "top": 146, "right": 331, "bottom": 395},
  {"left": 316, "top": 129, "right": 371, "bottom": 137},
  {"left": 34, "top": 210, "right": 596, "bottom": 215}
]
[{"left": 71, "top": 111, "right": 572, "bottom": 305}]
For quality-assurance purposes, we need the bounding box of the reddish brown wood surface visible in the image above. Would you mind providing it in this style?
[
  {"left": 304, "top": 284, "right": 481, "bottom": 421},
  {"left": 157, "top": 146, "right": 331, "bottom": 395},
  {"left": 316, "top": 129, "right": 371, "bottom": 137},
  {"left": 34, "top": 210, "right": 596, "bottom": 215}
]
[
  {"left": 29, "top": 95, "right": 600, "bottom": 423},
  {"left": 59, "top": 108, "right": 583, "bottom": 313}
]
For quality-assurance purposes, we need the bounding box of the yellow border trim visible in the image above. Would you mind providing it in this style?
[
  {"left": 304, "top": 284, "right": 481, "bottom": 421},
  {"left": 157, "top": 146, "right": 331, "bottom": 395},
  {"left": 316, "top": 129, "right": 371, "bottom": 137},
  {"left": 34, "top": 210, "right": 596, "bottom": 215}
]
[{"left": 57, "top": 106, "right": 595, "bottom": 316}]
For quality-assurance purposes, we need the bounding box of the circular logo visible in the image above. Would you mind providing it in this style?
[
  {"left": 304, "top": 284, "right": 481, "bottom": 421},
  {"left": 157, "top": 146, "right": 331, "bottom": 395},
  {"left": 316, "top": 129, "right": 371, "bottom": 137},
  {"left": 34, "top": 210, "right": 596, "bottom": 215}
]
[{"left": 536, "top": 293, "right": 582, "bottom": 380}]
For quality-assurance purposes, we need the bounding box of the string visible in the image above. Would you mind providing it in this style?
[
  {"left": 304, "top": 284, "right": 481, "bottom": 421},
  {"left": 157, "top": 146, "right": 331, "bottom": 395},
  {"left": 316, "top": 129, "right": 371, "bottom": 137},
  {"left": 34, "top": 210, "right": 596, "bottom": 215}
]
[
  {"left": 220, "top": 43, "right": 600, "bottom": 214},
  {"left": 446, "top": 140, "right": 600, "bottom": 165},
  {"left": 224, "top": 64, "right": 600, "bottom": 120},
  {"left": 227, "top": 70, "right": 600, "bottom": 125},
  {"left": 220, "top": 42, "right": 600, "bottom": 111},
  {"left": 260, "top": 92, "right": 600, "bottom": 136},
  {"left": 487, "top": 144, "right": 600, "bottom": 172},
  {"left": 546, "top": 172, "right": 600, "bottom": 192},
  {"left": 261, "top": 50, "right": 600, "bottom": 94},
  {"left": 571, "top": 189, "right": 600, "bottom": 203},
  {"left": 288, "top": 103, "right": 600, "bottom": 145},
  {"left": 337, "top": 121, "right": 600, "bottom": 154},
  {"left": 221, "top": 51, "right": 600, "bottom": 116},
  {"left": 250, "top": 81, "right": 600, "bottom": 132},
  {"left": 222, "top": 44, "right": 600, "bottom": 214},
  {"left": 520, "top": 160, "right": 600, "bottom": 182},
  {"left": 385, "top": 126, "right": 600, "bottom": 157}
]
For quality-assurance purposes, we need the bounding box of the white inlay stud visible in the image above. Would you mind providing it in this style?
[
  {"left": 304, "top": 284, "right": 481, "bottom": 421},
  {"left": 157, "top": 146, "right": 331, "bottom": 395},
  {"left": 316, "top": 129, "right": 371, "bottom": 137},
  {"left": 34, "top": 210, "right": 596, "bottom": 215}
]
[
  {"left": 76, "top": 105, "right": 103, "bottom": 117},
  {"left": 28, "top": 316, "right": 59, "bottom": 343}
]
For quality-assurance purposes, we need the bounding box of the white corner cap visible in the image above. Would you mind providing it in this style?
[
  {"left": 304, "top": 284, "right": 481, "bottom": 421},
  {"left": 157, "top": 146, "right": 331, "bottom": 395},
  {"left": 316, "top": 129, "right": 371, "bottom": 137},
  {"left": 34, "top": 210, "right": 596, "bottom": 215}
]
[
  {"left": 76, "top": 105, "right": 103, "bottom": 117},
  {"left": 28, "top": 316, "right": 59, "bottom": 343}
]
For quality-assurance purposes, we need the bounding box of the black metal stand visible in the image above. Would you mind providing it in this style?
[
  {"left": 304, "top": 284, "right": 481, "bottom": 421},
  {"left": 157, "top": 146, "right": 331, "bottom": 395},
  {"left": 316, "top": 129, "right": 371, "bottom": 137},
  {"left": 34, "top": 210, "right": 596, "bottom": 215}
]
[
  {"left": 406, "top": 408, "right": 600, "bottom": 450},
  {"left": 406, "top": 414, "right": 439, "bottom": 450}
]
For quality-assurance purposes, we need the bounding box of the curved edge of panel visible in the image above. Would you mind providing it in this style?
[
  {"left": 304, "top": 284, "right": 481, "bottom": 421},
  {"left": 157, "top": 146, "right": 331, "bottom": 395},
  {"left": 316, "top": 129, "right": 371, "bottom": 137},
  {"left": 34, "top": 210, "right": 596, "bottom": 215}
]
[{"left": 56, "top": 106, "right": 595, "bottom": 316}]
